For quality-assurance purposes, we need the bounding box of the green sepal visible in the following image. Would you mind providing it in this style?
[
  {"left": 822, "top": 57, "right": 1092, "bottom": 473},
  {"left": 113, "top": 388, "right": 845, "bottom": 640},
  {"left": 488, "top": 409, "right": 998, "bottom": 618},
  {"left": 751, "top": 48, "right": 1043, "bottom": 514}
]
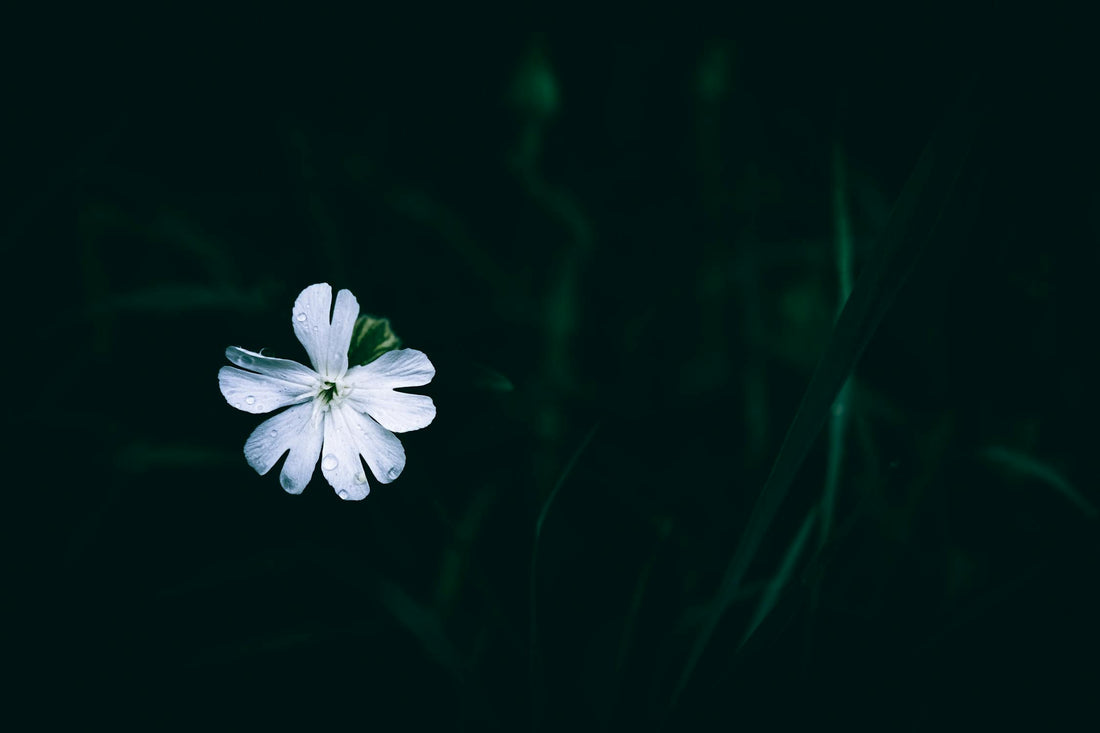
[{"left": 348, "top": 314, "right": 403, "bottom": 366}]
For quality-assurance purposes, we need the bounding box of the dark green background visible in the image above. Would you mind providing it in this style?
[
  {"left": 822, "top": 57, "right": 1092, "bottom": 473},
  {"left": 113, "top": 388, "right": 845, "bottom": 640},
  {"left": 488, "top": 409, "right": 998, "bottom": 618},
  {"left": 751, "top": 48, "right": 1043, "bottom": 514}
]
[{"left": 10, "top": 29, "right": 1099, "bottom": 729}]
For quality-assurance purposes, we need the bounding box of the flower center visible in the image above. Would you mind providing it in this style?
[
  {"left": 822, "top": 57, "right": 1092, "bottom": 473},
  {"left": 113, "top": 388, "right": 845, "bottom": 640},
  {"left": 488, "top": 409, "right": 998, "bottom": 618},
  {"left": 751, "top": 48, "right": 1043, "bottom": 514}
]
[
  {"left": 318, "top": 379, "right": 345, "bottom": 406},
  {"left": 309, "top": 377, "right": 353, "bottom": 427}
]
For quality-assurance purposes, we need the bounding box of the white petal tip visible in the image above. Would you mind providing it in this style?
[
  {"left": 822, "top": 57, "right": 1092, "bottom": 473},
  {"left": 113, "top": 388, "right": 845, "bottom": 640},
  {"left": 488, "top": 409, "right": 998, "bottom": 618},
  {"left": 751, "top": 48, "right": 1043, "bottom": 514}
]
[
  {"left": 280, "top": 473, "right": 306, "bottom": 495},
  {"left": 377, "top": 465, "right": 403, "bottom": 484}
]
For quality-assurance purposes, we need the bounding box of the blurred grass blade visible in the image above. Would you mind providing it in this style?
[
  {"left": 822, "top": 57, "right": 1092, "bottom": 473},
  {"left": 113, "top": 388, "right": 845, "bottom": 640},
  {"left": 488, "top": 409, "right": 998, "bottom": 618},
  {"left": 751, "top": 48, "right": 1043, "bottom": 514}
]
[
  {"left": 530, "top": 422, "right": 600, "bottom": 729},
  {"left": 740, "top": 506, "right": 817, "bottom": 648},
  {"left": 820, "top": 141, "right": 857, "bottom": 551},
  {"left": 820, "top": 380, "right": 852, "bottom": 549},
  {"left": 832, "top": 142, "right": 856, "bottom": 305},
  {"left": 607, "top": 518, "right": 672, "bottom": 729},
  {"left": 670, "top": 73, "right": 988, "bottom": 710},
  {"left": 374, "top": 574, "right": 469, "bottom": 683},
  {"left": 981, "top": 446, "right": 1097, "bottom": 518},
  {"left": 471, "top": 362, "right": 515, "bottom": 392},
  {"left": 332, "top": 555, "right": 494, "bottom": 723}
]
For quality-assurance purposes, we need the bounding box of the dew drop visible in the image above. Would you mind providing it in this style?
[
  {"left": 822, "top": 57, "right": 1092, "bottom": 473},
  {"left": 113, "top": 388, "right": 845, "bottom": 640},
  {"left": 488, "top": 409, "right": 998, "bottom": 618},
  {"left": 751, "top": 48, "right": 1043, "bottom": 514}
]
[
  {"left": 338, "top": 489, "right": 349, "bottom": 500},
  {"left": 386, "top": 466, "right": 399, "bottom": 480},
  {"left": 245, "top": 395, "right": 256, "bottom": 405},
  {"left": 296, "top": 312, "right": 307, "bottom": 322},
  {"left": 322, "top": 454, "right": 339, "bottom": 471}
]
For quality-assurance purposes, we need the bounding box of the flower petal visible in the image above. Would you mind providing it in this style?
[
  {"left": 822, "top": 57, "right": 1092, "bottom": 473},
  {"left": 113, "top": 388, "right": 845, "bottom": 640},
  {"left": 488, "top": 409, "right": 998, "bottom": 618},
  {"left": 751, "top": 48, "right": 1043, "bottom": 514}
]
[
  {"left": 345, "top": 408, "right": 407, "bottom": 485},
  {"left": 242, "top": 401, "right": 315, "bottom": 475},
  {"left": 327, "top": 288, "right": 359, "bottom": 379},
  {"left": 219, "top": 366, "right": 316, "bottom": 414},
  {"left": 346, "top": 390, "right": 436, "bottom": 433},
  {"left": 280, "top": 410, "right": 324, "bottom": 495},
  {"left": 321, "top": 405, "right": 407, "bottom": 499},
  {"left": 226, "top": 346, "right": 320, "bottom": 387},
  {"left": 292, "top": 283, "right": 334, "bottom": 376},
  {"left": 291, "top": 283, "right": 360, "bottom": 380},
  {"left": 320, "top": 408, "right": 372, "bottom": 500},
  {"left": 344, "top": 349, "right": 436, "bottom": 390}
]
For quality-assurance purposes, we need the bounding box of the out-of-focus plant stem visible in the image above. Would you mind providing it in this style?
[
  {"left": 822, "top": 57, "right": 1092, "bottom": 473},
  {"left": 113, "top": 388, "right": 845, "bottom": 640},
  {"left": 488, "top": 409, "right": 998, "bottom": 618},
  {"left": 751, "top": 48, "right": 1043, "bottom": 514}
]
[{"left": 820, "top": 142, "right": 855, "bottom": 550}]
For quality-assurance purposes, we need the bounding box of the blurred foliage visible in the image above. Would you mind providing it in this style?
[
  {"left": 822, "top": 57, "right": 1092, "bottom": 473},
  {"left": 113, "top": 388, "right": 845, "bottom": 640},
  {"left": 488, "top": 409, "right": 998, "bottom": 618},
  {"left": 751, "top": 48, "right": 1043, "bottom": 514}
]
[{"left": 8, "top": 29, "right": 1100, "bottom": 730}]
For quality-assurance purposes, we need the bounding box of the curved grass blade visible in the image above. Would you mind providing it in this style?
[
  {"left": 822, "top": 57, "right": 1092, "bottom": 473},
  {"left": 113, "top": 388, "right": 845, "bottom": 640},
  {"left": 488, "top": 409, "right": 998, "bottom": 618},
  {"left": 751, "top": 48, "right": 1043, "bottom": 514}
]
[
  {"left": 740, "top": 506, "right": 818, "bottom": 648},
  {"left": 980, "top": 446, "right": 1097, "bottom": 519},
  {"left": 739, "top": 137, "right": 858, "bottom": 649},
  {"left": 739, "top": 501, "right": 818, "bottom": 647},
  {"left": 530, "top": 422, "right": 601, "bottom": 730},
  {"left": 819, "top": 141, "right": 857, "bottom": 552},
  {"left": 669, "top": 73, "right": 989, "bottom": 712}
]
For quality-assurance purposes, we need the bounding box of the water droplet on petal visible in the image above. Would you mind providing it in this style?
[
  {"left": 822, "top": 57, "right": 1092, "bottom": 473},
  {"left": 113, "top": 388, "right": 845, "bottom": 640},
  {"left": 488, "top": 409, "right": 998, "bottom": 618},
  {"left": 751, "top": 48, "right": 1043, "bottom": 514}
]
[
  {"left": 387, "top": 466, "right": 399, "bottom": 480},
  {"left": 296, "top": 312, "right": 307, "bottom": 322},
  {"left": 338, "top": 489, "right": 349, "bottom": 500},
  {"left": 245, "top": 395, "right": 256, "bottom": 405},
  {"left": 354, "top": 470, "right": 368, "bottom": 484},
  {"left": 322, "top": 454, "right": 339, "bottom": 471}
]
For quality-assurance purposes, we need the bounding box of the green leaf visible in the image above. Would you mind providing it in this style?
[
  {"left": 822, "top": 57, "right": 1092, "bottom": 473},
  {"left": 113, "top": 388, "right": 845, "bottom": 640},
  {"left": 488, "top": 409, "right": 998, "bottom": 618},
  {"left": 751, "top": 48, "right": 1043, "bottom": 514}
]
[{"left": 348, "top": 314, "right": 403, "bottom": 366}]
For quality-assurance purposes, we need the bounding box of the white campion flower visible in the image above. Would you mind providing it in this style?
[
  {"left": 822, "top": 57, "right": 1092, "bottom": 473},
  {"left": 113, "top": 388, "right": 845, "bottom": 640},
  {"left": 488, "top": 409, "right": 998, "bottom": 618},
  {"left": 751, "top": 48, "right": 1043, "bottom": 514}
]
[{"left": 218, "top": 283, "right": 436, "bottom": 500}]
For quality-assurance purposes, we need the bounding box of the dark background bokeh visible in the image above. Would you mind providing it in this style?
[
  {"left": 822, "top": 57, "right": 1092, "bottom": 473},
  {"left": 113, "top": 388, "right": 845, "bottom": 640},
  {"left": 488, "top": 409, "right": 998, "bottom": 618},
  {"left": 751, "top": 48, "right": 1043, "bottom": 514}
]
[{"left": 9, "top": 28, "right": 1100, "bottom": 729}]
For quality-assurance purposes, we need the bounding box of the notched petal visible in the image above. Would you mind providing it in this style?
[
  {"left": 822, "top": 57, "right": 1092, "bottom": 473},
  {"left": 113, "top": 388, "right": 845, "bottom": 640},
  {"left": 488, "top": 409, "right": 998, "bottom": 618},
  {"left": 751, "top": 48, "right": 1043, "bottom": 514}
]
[
  {"left": 243, "top": 402, "right": 315, "bottom": 475},
  {"left": 279, "top": 410, "right": 324, "bottom": 495},
  {"left": 321, "top": 409, "right": 373, "bottom": 500},
  {"left": 347, "top": 390, "right": 436, "bottom": 433},
  {"left": 345, "top": 405, "right": 406, "bottom": 484},
  {"left": 292, "top": 283, "right": 334, "bottom": 376},
  {"left": 219, "top": 366, "right": 315, "bottom": 414},
  {"left": 225, "top": 346, "right": 319, "bottom": 386},
  {"left": 327, "top": 289, "right": 360, "bottom": 378},
  {"left": 344, "top": 348, "right": 436, "bottom": 391}
]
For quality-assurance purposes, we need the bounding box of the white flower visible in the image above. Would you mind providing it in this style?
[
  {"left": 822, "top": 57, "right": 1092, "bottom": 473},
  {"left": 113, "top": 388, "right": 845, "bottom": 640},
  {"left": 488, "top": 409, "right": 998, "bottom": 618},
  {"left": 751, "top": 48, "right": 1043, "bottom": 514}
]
[{"left": 218, "top": 283, "right": 436, "bottom": 500}]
